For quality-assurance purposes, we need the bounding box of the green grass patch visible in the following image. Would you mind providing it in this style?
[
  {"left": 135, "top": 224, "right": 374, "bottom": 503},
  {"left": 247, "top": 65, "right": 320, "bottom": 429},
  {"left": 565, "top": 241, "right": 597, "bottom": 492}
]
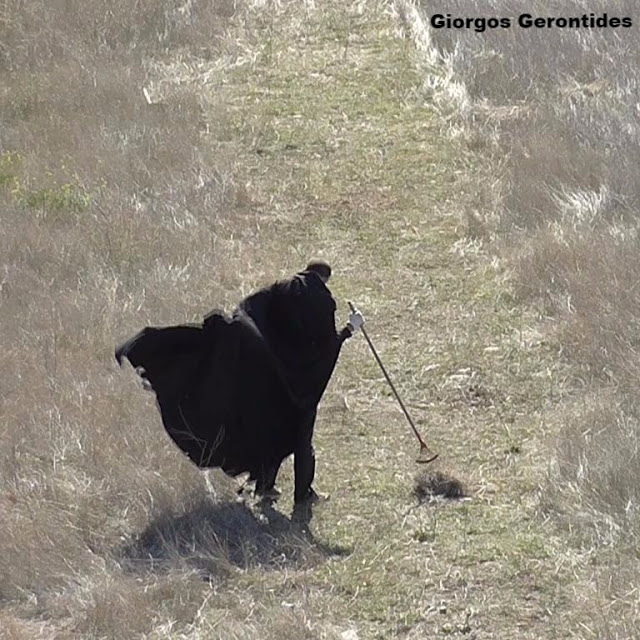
[{"left": 19, "top": 181, "right": 90, "bottom": 216}]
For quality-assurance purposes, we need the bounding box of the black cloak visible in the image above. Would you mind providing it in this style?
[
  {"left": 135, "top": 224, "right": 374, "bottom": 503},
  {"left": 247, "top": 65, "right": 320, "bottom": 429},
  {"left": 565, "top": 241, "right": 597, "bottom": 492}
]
[{"left": 115, "top": 270, "right": 349, "bottom": 479}]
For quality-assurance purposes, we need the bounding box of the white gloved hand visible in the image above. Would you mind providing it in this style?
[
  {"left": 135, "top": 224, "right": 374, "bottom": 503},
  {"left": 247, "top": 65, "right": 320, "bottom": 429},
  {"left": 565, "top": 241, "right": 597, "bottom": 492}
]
[{"left": 348, "top": 310, "right": 365, "bottom": 332}]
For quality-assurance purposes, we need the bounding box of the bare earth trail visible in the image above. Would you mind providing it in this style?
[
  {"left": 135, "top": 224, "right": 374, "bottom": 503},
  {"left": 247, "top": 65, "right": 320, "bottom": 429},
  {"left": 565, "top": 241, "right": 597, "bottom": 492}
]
[{"left": 164, "top": 2, "right": 581, "bottom": 638}]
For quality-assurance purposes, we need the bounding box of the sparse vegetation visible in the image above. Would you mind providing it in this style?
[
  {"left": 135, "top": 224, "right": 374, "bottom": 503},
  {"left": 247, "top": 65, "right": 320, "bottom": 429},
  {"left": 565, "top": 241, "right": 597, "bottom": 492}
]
[
  {"left": 414, "top": 0, "right": 640, "bottom": 635},
  {"left": 3, "top": 0, "right": 636, "bottom": 637}
]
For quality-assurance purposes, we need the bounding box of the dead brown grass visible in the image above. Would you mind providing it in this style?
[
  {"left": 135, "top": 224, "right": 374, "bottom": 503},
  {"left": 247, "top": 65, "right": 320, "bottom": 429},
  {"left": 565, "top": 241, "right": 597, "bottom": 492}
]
[
  {"left": 413, "top": 0, "right": 640, "bottom": 634},
  {"left": 2, "top": 2, "right": 393, "bottom": 637},
  {"left": 0, "top": 1, "right": 307, "bottom": 636},
  {"left": 2, "top": 0, "right": 610, "bottom": 637}
]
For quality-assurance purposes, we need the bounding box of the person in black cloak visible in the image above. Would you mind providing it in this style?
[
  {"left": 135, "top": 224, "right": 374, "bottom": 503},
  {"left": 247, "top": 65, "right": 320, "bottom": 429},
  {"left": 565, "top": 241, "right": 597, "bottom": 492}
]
[{"left": 115, "top": 260, "right": 364, "bottom": 506}]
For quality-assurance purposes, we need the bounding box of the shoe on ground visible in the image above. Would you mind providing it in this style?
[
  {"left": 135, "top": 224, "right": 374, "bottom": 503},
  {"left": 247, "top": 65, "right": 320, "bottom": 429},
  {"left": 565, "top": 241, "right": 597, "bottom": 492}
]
[
  {"left": 296, "top": 488, "right": 330, "bottom": 505},
  {"left": 255, "top": 487, "right": 281, "bottom": 501}
]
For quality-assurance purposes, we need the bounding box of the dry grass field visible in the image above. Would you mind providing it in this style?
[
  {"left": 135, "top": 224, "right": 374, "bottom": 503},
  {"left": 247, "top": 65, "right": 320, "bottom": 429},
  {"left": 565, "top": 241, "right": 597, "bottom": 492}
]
[
  {"left": 415, "top": 1, "right": 640, "bottom": 636},
  {"left": 1, "top": 1, "right": 638, "bottom": 638}
]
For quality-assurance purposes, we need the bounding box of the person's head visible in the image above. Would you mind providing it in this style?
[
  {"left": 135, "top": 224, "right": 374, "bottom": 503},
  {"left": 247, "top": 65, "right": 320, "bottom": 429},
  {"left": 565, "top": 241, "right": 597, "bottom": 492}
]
[{"left": 305, "top": 259, "right": 332, "bottom": 284}]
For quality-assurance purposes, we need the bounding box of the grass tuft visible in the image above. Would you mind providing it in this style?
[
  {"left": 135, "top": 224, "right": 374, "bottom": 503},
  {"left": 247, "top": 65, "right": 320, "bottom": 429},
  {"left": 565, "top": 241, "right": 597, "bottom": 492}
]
[{"left": 413, "top": 470, "right": 467, "bottom": 502}]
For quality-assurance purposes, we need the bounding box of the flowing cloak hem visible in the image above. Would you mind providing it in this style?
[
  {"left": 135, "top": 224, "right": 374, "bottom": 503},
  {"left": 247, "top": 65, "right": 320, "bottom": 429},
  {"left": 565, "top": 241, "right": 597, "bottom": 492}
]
[{"left": 115, "top": 273, "right": 345, "bottom": 476}]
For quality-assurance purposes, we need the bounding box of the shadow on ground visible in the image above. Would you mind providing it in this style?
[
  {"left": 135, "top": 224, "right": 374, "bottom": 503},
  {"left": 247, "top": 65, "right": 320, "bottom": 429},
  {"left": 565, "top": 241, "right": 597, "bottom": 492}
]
[{"left": 118, "top": 497, "right": 350, "bottom": 580}]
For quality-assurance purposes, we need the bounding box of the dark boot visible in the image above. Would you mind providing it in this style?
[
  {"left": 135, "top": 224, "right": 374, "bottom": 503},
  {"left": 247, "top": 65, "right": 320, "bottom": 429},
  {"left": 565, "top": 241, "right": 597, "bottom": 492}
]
[{"left": 254, "top": 463, "right": 281, "bottom": 500}]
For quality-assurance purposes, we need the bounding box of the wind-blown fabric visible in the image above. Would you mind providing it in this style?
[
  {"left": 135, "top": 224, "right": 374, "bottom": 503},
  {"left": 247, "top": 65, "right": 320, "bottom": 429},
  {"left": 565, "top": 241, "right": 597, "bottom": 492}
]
[{"left": 115, "top": 270, "right": 348, "bottom": 479}]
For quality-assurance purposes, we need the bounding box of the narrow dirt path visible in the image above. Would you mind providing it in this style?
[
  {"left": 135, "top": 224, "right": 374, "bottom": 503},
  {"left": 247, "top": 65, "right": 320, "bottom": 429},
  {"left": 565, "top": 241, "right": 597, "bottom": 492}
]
[{"left": 175, "top": 2, "right": 581, "bottom": 637}]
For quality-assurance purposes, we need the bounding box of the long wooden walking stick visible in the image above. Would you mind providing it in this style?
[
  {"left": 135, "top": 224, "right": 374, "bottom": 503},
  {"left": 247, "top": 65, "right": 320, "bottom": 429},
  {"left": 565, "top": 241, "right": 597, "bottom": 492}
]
[{"left": 348, "top": 302, "right": 438, "bottom": 464}]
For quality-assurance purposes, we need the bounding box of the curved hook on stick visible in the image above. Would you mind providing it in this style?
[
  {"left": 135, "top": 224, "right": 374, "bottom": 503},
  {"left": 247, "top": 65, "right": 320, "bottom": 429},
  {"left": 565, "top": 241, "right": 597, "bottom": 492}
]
[{"left": 348, "top": 301, "right": 438, "bottom": 464}]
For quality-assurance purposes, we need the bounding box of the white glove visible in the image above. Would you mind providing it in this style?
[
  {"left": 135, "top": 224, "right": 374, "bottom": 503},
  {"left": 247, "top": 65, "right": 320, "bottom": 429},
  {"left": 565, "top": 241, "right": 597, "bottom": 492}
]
[{"left": 348, "top": 310, "right": 365, "bottom": 332}]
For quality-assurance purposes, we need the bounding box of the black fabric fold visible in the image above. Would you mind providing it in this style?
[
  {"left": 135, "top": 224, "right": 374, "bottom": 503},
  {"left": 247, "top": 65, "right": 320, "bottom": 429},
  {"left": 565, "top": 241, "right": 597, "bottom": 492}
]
[{"left": 115, "top": 271, "right": 347, "bottom": 479}]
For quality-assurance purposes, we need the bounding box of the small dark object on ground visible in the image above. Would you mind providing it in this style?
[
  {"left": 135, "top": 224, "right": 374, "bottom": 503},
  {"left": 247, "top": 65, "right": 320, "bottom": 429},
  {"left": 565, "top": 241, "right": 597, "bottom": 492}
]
[{"left": 414, "top": 471, "right": 466, "bottom": 502}]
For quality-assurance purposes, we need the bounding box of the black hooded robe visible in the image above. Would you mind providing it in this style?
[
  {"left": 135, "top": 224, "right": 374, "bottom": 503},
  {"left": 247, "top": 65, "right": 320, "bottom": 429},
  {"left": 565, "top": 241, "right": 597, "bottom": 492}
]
[{"left": 115, "top": 270, "right": 351, "bottom": 500}]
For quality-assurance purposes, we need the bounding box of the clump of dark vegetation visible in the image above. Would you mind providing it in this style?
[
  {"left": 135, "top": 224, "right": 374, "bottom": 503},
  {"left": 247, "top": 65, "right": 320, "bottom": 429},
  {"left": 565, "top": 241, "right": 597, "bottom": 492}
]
[{"left": 413, "top": 470, "right": 466, "bottom": 502}]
